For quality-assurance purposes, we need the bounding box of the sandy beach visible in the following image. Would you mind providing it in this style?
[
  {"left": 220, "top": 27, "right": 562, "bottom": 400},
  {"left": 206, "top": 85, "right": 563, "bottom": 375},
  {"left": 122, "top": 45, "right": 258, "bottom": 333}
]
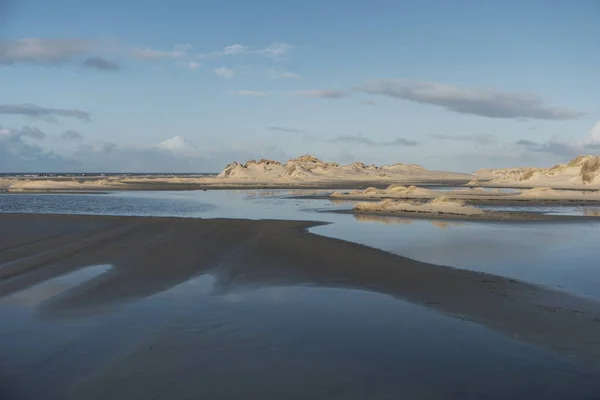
[{"left": 2, "top": 213, "right": 600, "bottom": 369}]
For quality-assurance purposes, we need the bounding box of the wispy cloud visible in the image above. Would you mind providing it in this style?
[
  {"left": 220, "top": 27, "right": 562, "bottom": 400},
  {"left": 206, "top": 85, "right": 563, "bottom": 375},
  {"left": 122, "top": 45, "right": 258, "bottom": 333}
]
[
  {"left": 361, "top": 99, "right": 377, "bottom": 106},
  {"left": 331, "top": 135, "right": 418, "bottom": 146},
  {"left": 231, "top": 90, "right": 271, "bottom": 97},
  {"left": 258, "top": 42, "right": 293, "bottom": 58},
  {"left": 198, "top": 42, "right": 292, "bottom": 59},
  {"left": 0, "top": 104, "right": 90, "bottom": 122},
  {"left": 16, "top": 126, "right": 46, "bottom": 140},
  {"left": 295, "top": 89, "right": 349, "bottom": 99},
  {"left": 214, "top": 66, "right": 234, "bottom": 79},
  {"left": 431, "top": 133, "right": 495, "bottom": 145},
  {"left": 187, "top": 62, "right": 201, "bottom": 70},
  {"left": 358, "top": 79, "right": 584, "bottom": 120},
  {"left": 83, "top": 56, "right": 119, "bottom": 71},
  {"left": 268, "top": 69, "right": 299, "bottom": 80},
  {"left": 515, "top": 139, "right": 578, "bottom": 156},
  {"left": 0, "top": 38, "right": 94, "bottom": 65},
  {"left": 268, "top": 126, "right": 305, "bottom": 134},
  {"left": 62, "top": 129, "right": 83, "bottom": 140},
  {"left": 131, "top": 47, "right": 187, "bottom": 60}
]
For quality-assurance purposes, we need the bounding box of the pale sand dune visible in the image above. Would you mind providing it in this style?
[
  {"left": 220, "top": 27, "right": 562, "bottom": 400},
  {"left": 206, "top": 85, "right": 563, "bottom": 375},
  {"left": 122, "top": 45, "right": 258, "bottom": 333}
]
[
  {"left": 0, "top": 178, "right": 17, "bottom": 190},
  {"left": 217, "top": 155, "right": 470, "bottom": 183},
  {"left": 519, "top": 187, "right": 600, "bottom": 200},
  {"left": 475, "top": 155, "right": 600, "bottom": 189}
]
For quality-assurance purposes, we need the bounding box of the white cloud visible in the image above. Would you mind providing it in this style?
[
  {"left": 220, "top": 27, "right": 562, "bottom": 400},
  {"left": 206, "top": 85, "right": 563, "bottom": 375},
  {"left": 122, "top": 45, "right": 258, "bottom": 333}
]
[
  {"left": 187, "top": 62, "right": 200, "bottom": 70},
  {"left": 221, "top": 44, "right": 249, "bottom": 55},
  {"left": 259, "top": 42, "right": 292, "bottom": 58},
  {"left": 358, "top": 79, "right": 584, "bottom": 120},
  {"left": 158, "top": 136, "right": 198, "bottom": 155},
  {"left": 214, "top": 66, "right": 234, "bottom": 79},
  {"left": 198, "top": 42, "right": 292, "bottom": 59}
]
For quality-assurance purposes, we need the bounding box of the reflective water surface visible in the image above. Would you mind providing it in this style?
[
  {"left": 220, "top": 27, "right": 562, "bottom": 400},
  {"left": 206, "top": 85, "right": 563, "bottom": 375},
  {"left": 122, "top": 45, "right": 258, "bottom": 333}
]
[
  {"left": 1, "top": 191, "right": 600, "bottom": 399},
  {"left": 1, "top": 267, "right": 599, "bottom": 400}
]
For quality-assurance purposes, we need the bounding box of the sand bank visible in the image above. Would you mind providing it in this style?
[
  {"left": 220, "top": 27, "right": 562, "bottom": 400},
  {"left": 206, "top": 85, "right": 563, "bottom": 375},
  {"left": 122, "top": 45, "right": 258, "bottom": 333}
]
[
  {"left": 1, "top": 213, "right": 600, "bottom": 368},
  {"left": 328, "top": 183, "right": 600, "bottom": 206},
  {"left": 474, "top": 155, "right": 600, "bottom": 189}
]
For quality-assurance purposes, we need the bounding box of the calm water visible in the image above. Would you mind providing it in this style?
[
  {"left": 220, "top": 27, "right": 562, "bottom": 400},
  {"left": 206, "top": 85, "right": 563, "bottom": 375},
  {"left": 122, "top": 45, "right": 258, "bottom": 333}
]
[
  {"left": 1, "top": 191, "right": 600, "bottom": 399},
  {"left": 1, "top": 266, "right": 598, "bottom": 399}
]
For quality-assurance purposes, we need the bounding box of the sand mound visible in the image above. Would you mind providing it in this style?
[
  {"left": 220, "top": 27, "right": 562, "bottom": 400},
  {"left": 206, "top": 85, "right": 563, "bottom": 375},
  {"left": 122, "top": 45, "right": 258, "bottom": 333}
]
[
  {"left": 216, "top": 155, "right": 470, "bottom": 183},
  {"left": 519, "top": 187, "right": 600, "bottom": 199},
  {"left": 475, "top": 156, "right": 600, "bottom": 188},
  {"left": 354, "top": 197, "right": 483, "bottom": 216}
]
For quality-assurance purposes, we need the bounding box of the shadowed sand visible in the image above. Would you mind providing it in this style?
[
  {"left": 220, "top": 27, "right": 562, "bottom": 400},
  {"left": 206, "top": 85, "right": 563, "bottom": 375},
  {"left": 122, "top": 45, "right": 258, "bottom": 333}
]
[{"left": 1, "top": 213, "right": 600, "bottom": 370}]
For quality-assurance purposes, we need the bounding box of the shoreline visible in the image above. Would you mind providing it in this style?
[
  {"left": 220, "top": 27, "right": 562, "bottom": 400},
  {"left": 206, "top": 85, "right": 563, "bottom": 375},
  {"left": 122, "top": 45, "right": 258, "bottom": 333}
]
[
  {"left": 1, "top": 213, "right": 600, "bottom": 368},
  {"left": 0, "top": 179, "right": 472, "bottom": 193}
]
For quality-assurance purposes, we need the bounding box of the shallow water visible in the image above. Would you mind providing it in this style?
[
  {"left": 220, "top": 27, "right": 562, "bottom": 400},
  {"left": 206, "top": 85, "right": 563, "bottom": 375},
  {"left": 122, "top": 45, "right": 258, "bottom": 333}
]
[
  {"left": 1, "top": 190, "right": 599, "bottom": 298},
  {"left": 0, "top": 267, "right": 598, "bottom": 399},
  {"left": 1, "top": 191, "right": 600, "bottom": 398}
]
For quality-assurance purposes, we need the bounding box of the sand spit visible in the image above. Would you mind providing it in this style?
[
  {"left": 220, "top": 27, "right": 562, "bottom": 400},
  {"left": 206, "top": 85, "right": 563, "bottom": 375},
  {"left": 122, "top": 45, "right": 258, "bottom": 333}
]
[
  {"left": 6, "top": 178, "right": 125, "bottom": 192},
  {"left": 474, "top": 155, "right": 600, "bottom": 189},
  {"left": 2, "top": 213, "right": 600, "bottom": 370}
]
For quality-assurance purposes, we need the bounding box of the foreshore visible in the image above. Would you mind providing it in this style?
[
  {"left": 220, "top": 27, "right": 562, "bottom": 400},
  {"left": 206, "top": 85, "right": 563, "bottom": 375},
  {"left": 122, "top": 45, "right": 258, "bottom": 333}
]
[{"left": 1, "top": 213, "right": 600, "bottom": 368}]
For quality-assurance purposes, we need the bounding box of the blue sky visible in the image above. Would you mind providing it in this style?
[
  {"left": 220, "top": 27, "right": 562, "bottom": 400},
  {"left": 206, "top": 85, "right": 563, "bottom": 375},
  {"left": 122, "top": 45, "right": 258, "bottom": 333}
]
[{"left": 1, "top": 0, "right": 599, "bottom": 172}]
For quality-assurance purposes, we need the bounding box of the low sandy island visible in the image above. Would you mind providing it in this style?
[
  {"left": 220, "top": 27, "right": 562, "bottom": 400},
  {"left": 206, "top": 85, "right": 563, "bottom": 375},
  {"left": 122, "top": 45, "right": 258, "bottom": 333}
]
[
  {"left": 336, "top": 197, "right": 596, "bottom": 222},
  {"left": 1, "top": 213, "right": 600, "bottom": 369},
  {"left": 0, "top": 155, "right": 471, "bottom": 192},
  {"left": 327, "top": 184, "right": 600, "bottom": 206}
]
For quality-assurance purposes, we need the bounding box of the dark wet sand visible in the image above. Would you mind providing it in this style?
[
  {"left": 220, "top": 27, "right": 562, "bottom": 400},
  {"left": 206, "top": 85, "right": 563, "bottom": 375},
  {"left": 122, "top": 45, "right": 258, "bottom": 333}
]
[{"left": 1, "top": 213, "right": 600, "bottom": 370}]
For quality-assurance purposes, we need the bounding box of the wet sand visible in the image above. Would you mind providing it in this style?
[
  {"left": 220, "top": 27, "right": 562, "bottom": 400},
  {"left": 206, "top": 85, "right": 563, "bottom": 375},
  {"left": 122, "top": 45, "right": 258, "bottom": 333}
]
[{"left": 1, "top": 213, "right": 600, "bottom": 371}]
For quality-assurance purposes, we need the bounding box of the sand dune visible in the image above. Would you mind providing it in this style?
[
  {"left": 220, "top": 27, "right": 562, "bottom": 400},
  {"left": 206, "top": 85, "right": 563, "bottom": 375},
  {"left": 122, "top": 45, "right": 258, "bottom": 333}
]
[
  {"left": 218, "top": 155, "right": 469, "bottom": 183},
  {"left": 475, "top": 155, "right": 600, "bottom": 188}
]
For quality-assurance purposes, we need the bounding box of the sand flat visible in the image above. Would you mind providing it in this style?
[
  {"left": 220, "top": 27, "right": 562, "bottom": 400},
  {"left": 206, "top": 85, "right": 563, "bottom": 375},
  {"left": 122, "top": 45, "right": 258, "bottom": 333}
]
[{"left": 1, "top": 213, "right": 600, "bottom": 369}]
